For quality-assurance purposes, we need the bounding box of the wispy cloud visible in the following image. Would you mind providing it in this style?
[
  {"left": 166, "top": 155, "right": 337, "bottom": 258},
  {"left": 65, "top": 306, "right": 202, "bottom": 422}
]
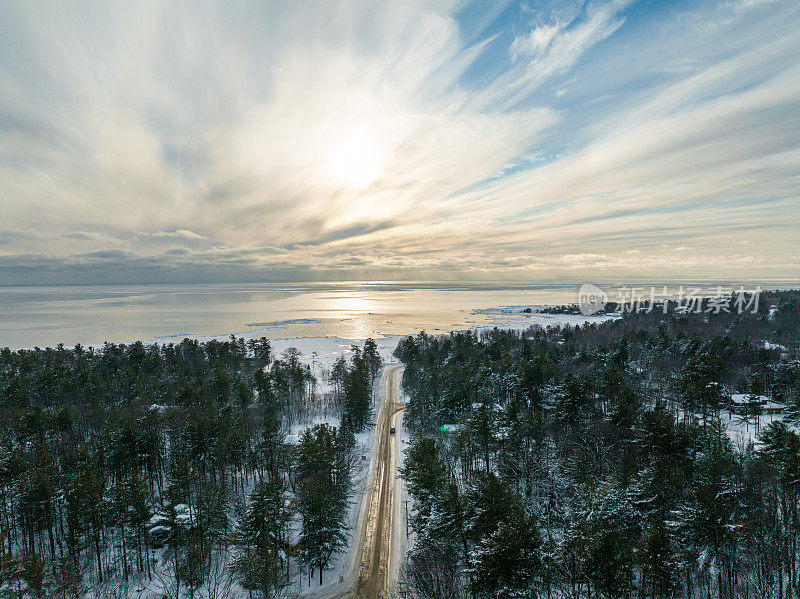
[
  {"left": 0, "top": 0, "right": 798, "bottom": 284},
  {"left": 507, "top": 0, "right": 634, "bottom": 104}
]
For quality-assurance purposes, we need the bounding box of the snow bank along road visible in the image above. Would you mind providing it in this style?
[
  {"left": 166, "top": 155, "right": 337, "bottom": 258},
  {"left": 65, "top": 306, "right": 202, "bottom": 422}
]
[{"left": 330, "top": 364, "right": 405, "bottom": 599}]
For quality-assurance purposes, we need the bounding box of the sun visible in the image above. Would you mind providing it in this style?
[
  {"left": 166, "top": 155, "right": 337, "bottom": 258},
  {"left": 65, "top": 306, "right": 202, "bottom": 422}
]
[{"left": 326, "top": 125, "right": 385, "bottom": 189}]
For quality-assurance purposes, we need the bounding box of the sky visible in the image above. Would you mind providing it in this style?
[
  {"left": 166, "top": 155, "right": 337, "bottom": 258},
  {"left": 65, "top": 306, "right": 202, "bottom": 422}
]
[{"left": 0, "top": 0, "right": 798, "bottom": 285}]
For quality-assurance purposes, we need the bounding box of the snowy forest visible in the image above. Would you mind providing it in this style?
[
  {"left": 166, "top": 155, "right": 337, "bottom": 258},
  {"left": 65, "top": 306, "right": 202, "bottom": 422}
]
[
  {"left": 2, "top": 288, "right": 800, "bottom": 599},
  {"left": 395, "top": 289, "right": 800, "bottom": 599},
  {"left": 0, "top": 334, "right": 381, "bottom": 598}
]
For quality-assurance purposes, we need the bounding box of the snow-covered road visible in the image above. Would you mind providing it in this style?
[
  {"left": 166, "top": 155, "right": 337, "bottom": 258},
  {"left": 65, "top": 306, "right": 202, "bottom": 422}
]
[{"left": 308, "top": 364, "right": 405, "bottom": 599}]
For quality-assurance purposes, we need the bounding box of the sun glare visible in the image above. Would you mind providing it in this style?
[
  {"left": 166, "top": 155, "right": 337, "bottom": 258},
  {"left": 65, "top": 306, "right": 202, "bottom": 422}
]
[{"left": 326, "top": 125, "right": 385, "bottom": 189}]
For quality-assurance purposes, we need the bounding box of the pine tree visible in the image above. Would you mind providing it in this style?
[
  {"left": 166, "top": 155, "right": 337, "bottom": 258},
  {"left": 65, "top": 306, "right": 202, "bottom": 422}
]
[
  {"left": 400, "top": 437, "right": 446, "bottom": 527},
  {"left": 19, "top": 552, "right": 49, "bottom": 599},
  {"left": 233, "top": 476, "right": 291, "bottom": 597},
  {"left": 298, "top": 474, "right": 348, "bottom": 586},
  {"left": 567, "top": 482, "right": 637, "bottom": 599},
  {"left": 296, "top": 424, "right": 351, "bottom": 585},
  {"left": 363, "top": 338, "right": 382, "bottom": 389},
  {"left": 638, "top": 519, "right": 678, "bottom": 599},
  {"left": 343, "top": 347, "right": 372, "bottom": 432},
  {"left": 471, "top": 512, "right": 541, "bottom": 598}
]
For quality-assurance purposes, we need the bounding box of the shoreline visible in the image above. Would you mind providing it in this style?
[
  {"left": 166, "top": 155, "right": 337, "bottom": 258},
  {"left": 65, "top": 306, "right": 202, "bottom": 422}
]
[{"left": 1, "top": 304, "right": 616, "bottom": 355}]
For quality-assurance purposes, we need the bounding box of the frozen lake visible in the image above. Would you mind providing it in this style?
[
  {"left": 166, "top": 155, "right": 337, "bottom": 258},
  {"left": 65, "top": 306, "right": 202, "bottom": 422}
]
[{"left": 0, "top": 281, "right": 598, "bottom": 348}]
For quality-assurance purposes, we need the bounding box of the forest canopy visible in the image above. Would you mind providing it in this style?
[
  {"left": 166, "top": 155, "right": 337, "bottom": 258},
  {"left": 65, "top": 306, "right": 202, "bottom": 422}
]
[
  {"left": 0, "top": 334, "right": 381, "bottom": 597},
  {"left": 395, "top": 290, "right": 800, "bottom": 599}
]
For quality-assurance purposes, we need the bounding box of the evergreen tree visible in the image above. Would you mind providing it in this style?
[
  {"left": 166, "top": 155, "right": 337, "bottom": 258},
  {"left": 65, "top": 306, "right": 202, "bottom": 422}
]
[
  {"left": 400, "top": 437, "right": 447, "bottom": 527},
  {"left": 363, "top": 338, "right": 382, "bottom": 389},
  {"left": 233, "top": 476, "right": 291, "bottom": 597},
  {"left": 471, "top": 512, "right": 541, "bottom": 599},
  {"left": 19, "top": 553, "right": 49, "bottom": 599},
  {"left": 343, "top": 347, "right": 372, "bottom": 432},
  {"left": 296, "top": 424, "right": 351, "bottom": 585}
]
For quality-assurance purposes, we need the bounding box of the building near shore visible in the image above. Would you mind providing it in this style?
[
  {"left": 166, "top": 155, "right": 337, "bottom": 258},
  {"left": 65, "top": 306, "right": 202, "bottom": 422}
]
[{"left": 729, "top": 393, "right": 784, "bottom": 415}]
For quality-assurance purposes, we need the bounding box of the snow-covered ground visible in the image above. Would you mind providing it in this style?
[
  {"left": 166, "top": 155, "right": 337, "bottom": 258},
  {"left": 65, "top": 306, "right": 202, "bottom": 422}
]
[
  {"left": 471, "top": 304, "right": 619, "bottom": 326},
  {"left": 678, "top": 404, "right": 795, "bottom": 451},
  {"left": 720, "top": 409, "right": 789, "bottom": 450}
]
